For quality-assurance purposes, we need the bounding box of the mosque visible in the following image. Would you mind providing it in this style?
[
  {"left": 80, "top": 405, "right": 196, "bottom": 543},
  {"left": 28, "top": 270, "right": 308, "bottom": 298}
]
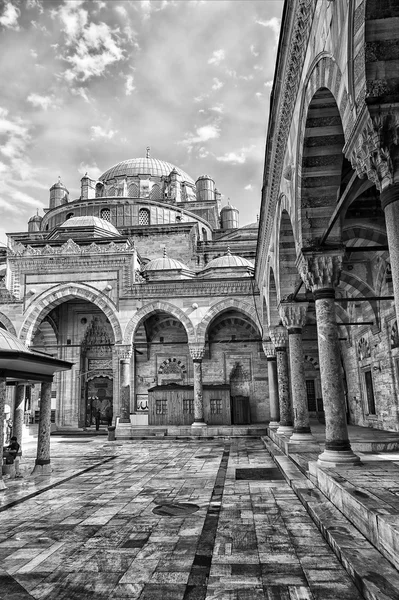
[{"left": 0, "top": 150, "right": 264, "bottom": 435}]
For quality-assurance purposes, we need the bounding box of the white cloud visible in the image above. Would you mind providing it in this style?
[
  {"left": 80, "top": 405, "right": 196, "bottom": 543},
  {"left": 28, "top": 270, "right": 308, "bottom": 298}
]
[
  {"left": 71, "top": 87, "right": 91, "bottom": 103},
  {"left": 209, "top": 104, "right": 224, "bottom": 114},
  {"left": 78, "top": 161, "right": 102, "bottom": 180},
  {"left": 115, "top": 5, "right": 128, "bottom": 17},
  {"left": 198, "top": 147, "right": 209, "bottom": 158},
  {"left": 212, "top": 78, "right": 224, "bottom": 91},
  {"left": 55, "top": 4, "right": 125, "bottom": 83},
  {"left": 256, "top": 17, "right": 280, "bottom": 43},
  {"left": 30, "top": 49, "right": 38, "bottom": 59},
  {"left": 179, "top": 124, "right": 220, "bottom": 153},
  {"left": 27, "top": 93, "right": 57, "bottom": 111},
  {"left": 250, "top": 45, "right": 259, "bottom": 57},
  {"left": 216, "top": 145, "right": 256, "bottom": 165},
  {"left": 125, "top": 74, "right": 135, "bottom": 95},
  {"left": 264, "top": 80, "right": 273, "bottom": 89},
  {"left": 90, "top": 125, "right": 117, "bottom": 140},
  {"left": 208, "top": 49, "right": 225, "bottom": 66},
  {"left": 245, "top": 184, "right": 253, "bottom": 191},
  {"left": 0, "top": 2, "right": 20, "bottom": 30}
]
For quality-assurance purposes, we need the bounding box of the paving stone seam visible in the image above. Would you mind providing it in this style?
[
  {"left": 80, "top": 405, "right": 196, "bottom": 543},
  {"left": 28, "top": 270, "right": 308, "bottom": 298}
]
[
  {"left": 0, "top": 456, "right": 117, "bottom": 514},
  {"left": 261, "top": 436, "right": 399, "bottom": 600},
  {"left": 182, "top": 443, "right": 230, "bottom": 600}
]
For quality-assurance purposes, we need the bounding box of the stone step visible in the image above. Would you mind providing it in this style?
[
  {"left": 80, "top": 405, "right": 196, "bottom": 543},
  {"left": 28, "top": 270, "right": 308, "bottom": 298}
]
[
  {"left": 262, "top": 436, "right": 399, "bottom": 600},
  {"left": 308, "top": 459, "right": 399, "bottom": 573}
]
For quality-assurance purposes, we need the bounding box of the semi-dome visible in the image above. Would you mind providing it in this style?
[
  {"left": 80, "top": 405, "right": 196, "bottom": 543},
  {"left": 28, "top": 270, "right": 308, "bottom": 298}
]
[
  {"left": 99, "top": 158, "right": 195, "bottom": 185},
  {"left": 204, "top": 249, "right": 253, "bottom": 269},
  {"left": 60, "top": 216, "right": 120, "bottom": 236}
]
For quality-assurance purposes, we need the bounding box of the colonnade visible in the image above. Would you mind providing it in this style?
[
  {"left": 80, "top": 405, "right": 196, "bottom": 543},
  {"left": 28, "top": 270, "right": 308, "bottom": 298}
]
[{"left": 263, "top": 251, "right": 361, "bottom": 467}]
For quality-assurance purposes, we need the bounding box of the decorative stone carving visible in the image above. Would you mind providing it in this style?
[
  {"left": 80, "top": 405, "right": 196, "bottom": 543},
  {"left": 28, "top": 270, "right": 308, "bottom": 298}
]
[
  {"left": 297, "top": 248, "right": 344, "bottom": 292},
  {"left": 269, "top": 325, "right": 288, "bottom": 349},
  {"left": 357, "top": 336, "right": 371, "bottom": 361},
  {"left": 189, "top": 344, "right": 205, "bottom": 361},
  {"left": 262, "top": 338, "right": 275, "bottom": 358},
  {"left": 349, "top": 110, "right": 399, "bottom": 192},
  {"left": 114, "top": 344, "right": 133, "bottom": 360},
  {"left": 391, "top": 321, "right": 399, "bottom": 349},
  {"left": 60, "top": 239, "right": 80, "bottom": 254},
  {"left": 279, "top": 302, "right": 308, "bottom": 330}
]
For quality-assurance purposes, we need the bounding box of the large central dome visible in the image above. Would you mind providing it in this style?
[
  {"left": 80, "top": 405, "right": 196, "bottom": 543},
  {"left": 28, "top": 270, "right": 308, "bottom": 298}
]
[{"left": 99, "top": 158, "right": 194, "bottom": 184}]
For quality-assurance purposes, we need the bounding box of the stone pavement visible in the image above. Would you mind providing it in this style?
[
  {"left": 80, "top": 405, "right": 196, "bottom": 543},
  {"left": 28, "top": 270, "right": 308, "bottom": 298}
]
[{"left": 0, "top": 435, "right": 364, "bottom": 600}]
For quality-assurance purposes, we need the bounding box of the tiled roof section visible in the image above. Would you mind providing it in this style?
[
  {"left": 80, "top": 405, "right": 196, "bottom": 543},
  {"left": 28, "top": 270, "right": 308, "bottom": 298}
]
[
  {"left": 99, "top": 158, "right": 195, "bottom": 184},
  {"left": 143, "top": 256, "right": 189, "bottom": 271}
]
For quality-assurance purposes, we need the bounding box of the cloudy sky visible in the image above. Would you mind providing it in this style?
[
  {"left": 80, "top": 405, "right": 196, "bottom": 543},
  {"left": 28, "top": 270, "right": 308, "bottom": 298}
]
[{"left": 0, "top": 0, "right": 283, "bottom": 245}]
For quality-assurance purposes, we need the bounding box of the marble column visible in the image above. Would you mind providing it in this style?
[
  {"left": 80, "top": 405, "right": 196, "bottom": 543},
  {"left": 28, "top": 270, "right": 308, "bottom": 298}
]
[
  {"left": 381, "top": 183, "right": 399, "bottom": 323},
  {"left": 13, "top": 383, "right": 25, "bottom": 448},
  {"left": 298, "top": 249, "right": 360, "bottom": 466},
  {"left": 117, "top": 346, "right": 132, "bottom": 423},
  {"left": 189, "top": 344, "right": 206, "bottom": 428},
  {"left": 32, "top": 380, "right": 53, "bottom": 475},
  {"left": 262, "top": 339, "right": 280, "bottom": 428},
  {"left": 279, "top": 302, "right": 315, "bottom": 442},
  {"left": 269, "top": 326, "right": 293, "bottom": 434},
  {"left": 0, "top": 377, "right": 6, "bottom": 490}
]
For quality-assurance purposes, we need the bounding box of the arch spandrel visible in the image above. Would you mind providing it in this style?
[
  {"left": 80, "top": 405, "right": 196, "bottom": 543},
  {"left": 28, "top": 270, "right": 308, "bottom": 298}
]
[
  {"left": 123, "top": 301, "right": 195, "bottom": 345},
  {"left": 195, "top": 298, "right": 262, "bottom": 345},
  {"left": 20, "top": 283, "right": 122, "bottom": 346}
]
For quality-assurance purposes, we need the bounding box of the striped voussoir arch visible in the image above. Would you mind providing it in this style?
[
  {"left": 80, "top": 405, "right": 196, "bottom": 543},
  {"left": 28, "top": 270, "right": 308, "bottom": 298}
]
[
  {"left": 123, "top": 300, "right": 195, "bottom": 345},
  {"left": 195, "top": 298, "right": 261, "bottom": 344},
  {"left": 0, "top": 312, "right": 17, "bottom": 336},
  {"left": 20, "top": 283, "right": 122, "bottom": 346},
  {"left": 339, "top": 272, "right": 379, "bottom": 328}
]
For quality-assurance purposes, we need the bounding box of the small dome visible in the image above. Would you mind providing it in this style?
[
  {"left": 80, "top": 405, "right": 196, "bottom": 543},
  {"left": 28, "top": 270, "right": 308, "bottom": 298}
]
[
  {"left": 59, "top": 216, "right": 120, "bottom": 236},
  {"left": 143, "top": 255, "right": 189, "bottom": 272},
  {"left": 205, "top": 248, "right": 253, "bottom": 269},
  {"left": 28, "top": 214, "right": 43, "bottom": 223},
  {"left": 196, "top": 174, "right": 215, "bottom": 182},
  {"left": 50, "top": 177, "right": 68, "bottom": 191},
  {"left": 220, "top": 202, "right": 238, "bottom": 212},
  {"left": 240, "top": 221, "right": 259, "bottom": 229},
  {"left": 0, "top": 328, "right": 31, "bottom": 353}
]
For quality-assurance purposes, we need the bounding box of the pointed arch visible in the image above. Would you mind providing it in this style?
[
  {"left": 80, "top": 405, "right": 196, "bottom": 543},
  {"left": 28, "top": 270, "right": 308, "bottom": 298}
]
[
  {"left": 196, "top": 298, "right": 261, "bottom": 345},
  {"left": 124, "top": 300, "right": 195, "bottom": 345},
  {"left": 0, "top": 312, "right": 16, "bottom": 336},
  {"left": 20, "top": 283, "right": 122, "bottom": 346}
]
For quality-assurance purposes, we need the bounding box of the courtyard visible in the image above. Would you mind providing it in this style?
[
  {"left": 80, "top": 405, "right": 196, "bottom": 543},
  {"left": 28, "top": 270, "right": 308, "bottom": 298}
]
[{"left": 0, "top": 434, "right": 367, "bottom": 600}]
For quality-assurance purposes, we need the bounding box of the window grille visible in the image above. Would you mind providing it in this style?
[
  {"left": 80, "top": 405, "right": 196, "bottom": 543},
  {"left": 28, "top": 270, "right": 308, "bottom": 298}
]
[
  {"left": 156, "top": 399, "right": 167, "bottom": 415},
  {"left": 364, "top": 370, "right": 376, "bottom": 415},
  {"left": 139, "top": 208, "right": 150, "bottom": 225},
  {"left": 305, "top": 380, "right": 316, "bottom": 411},
  {"left": 101, "top": 208, "right": 111, "bottom": 221},
  {"left": 183, "top": 399, "right": 194, "bottom": 414},
  {"left": 210, "top": 399, "right": 222, "bottom": 414}
]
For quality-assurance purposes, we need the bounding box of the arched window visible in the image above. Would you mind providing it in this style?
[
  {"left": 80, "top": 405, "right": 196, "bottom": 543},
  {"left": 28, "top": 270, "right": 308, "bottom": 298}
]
[
  {"left": 108, "top": 187, "right": 116, "bottom": 196},
  {"left": 202, "top": 227, "right": 208, "bottom": 242},
  {"left": 139, "top": 208, "right": 150, "bottom": 225},
  {"left": 128, "top": 183, "right": 139, "bottom": 197},
  {"left": 95, "top": 183, "right": 104, "bottom": 198},
  {"left": 150, "top": 184, "right": 161, "bottom": 201},
  {"left": 100, "top": 208, "right": 111, "bottom": 222}
]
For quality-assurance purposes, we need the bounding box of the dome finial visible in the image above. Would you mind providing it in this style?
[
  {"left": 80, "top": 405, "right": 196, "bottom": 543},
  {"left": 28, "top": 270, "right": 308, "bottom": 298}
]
[
  {"left": 146, "top": 146, "right": 151, "bottom": 159},
  {"left": 163, "top": 246, "right": 167, "bottom": 258},
  {"left": 227, "top": 246, "right": 231, "bottom": 256},
  {"left": 58, "top": 175, "right": 61, "bottom": 184},
  {"left": 36, "top": 208, "right": 39, "bottom": 216}
]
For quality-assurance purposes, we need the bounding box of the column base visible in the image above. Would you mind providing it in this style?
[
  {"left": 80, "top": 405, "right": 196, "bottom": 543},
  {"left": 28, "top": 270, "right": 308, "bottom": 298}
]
[
  {"left": 118, "top": 419, "right": 131, "bottom": 424},
  {"left": 268, "top": 421, "right": 280, "bottom": 429},
  {"left": 31, "top": 463, "right": 52, "bottom": 476},
  {"left": 191, "top": 420, "right": 207, "bottom": 429},
  {"left": 289, "top": 432, "right": 316, "bottom": 443},
  {"left": 277, "top": 425, "right": 294, "bottom": 435},
  {"left": 317, "top": 449, "right": 361, "bottom": 468},
  {"left": 0, "top": 478, "right": 6, "bottom": 491}
]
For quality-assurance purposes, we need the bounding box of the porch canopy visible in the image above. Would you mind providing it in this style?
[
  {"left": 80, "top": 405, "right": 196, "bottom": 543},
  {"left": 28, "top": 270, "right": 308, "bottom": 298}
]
[{"left": 0, "top": 328, "right": 73, "bottom": 382}]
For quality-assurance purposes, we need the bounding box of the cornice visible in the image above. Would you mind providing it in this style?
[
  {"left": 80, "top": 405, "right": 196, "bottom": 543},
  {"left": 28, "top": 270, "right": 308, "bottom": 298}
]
[
  {"left": 256, "top": 0, "right": 316, "bottom": 281},
  {"left": 125, "top": 279, "right": 258, "bottom": 299}
]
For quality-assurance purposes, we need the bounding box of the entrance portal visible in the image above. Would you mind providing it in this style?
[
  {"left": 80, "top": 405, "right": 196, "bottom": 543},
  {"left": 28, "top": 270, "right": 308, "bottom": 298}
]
[{"left": 87, "top": 376, "right": 113, "bottom": 427}]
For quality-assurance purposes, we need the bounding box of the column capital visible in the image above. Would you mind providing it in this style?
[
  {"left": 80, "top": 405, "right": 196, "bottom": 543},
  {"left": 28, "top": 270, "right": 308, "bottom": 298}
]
[
  {"left": 279, "top": 302, "right": 308, "bottom": 330},
  {"left": 189, "top": 343, "right": 205, "bottom": 361},
  {"left": 296, "top": 247, "right": 344, "bottom": 294},
  {"left": 268, "top": 325, "right": 288, "bottom": 349},
  {"left": 262, "top": 338, "right": 275, "bottom": 358},
  {"left": 114, "top": 344, "right": 133, "bottom": 360},
  {"left": 348, "top": 109, "right": 399, "bottom": 192}
]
